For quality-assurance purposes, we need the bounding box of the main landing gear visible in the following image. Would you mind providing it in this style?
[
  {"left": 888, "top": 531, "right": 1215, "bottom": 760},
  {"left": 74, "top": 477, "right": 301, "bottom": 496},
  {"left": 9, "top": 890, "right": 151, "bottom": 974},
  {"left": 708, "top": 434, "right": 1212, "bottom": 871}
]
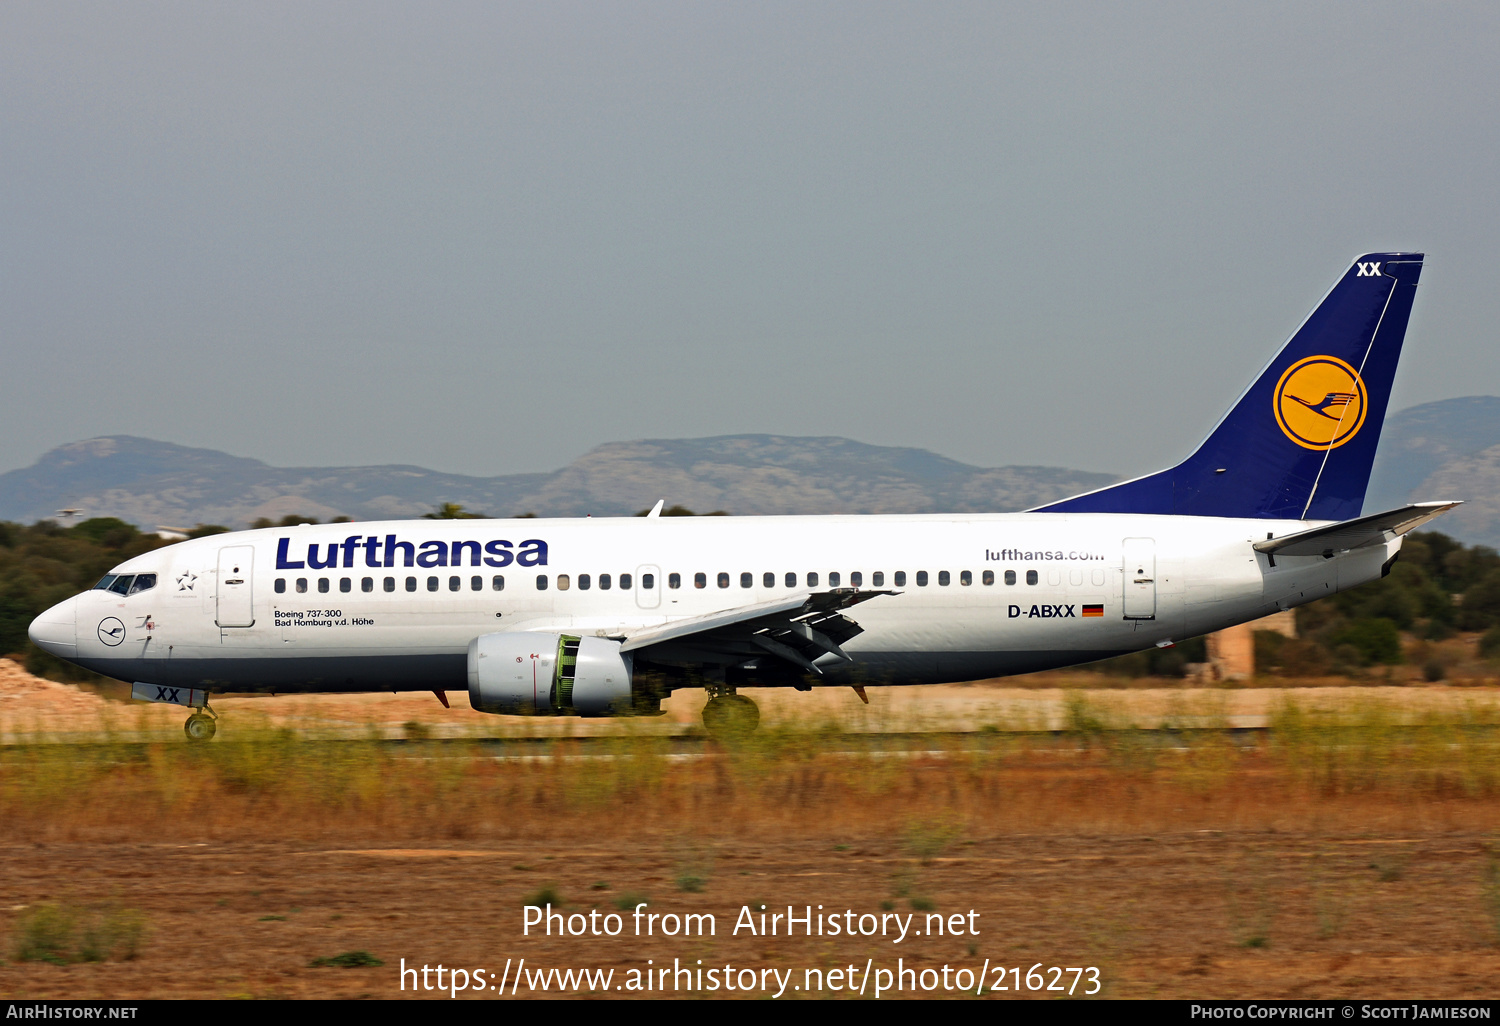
[
  {"left": 184, "top": 707, "right": 218, "bottom": 742},
  {"left": 701, "top": 690, "right": 760, "bottom": 738}
]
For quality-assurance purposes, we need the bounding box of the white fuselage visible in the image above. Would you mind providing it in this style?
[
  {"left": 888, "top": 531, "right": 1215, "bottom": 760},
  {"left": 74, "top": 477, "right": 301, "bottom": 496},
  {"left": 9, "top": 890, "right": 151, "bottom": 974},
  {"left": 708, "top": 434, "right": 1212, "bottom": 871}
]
[{"left": 30, "top": 512, "right": 1395, "bottom": 696}]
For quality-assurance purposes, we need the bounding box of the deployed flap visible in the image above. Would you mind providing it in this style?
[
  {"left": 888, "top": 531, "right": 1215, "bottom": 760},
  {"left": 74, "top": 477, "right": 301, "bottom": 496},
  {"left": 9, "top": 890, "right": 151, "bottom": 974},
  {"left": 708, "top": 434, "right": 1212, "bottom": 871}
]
[
  {"left": 1253, "top": 501, "right": 1461, "bottom": 557},
  {"left": 619, "top": 589, "right": 895, "bottom": 674}
]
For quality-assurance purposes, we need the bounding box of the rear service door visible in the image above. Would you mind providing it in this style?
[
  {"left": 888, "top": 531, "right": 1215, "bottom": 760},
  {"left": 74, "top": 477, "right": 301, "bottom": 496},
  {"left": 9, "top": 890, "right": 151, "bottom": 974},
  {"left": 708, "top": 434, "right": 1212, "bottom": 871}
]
[
  {"left": 216, "top": 545, "right": 255, "bottom": 627},
  {"left": 1122, "top": 538, "right": 1156, "bottom": 620}
]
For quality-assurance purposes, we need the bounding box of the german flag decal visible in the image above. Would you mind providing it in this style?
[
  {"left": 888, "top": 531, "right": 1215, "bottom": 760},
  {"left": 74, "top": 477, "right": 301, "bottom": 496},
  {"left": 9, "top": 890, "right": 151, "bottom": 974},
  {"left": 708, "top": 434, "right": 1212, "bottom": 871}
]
[{"left": 1082, "top": 604, "right": 1104, "bottom": 617}]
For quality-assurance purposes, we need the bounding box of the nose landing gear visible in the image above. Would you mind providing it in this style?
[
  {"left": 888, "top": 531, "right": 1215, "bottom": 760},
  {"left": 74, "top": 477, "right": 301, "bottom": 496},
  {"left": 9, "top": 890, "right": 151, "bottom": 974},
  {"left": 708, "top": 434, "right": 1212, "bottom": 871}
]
[{"left": 184, "top": 707, "right": 218, "bottom": 741}]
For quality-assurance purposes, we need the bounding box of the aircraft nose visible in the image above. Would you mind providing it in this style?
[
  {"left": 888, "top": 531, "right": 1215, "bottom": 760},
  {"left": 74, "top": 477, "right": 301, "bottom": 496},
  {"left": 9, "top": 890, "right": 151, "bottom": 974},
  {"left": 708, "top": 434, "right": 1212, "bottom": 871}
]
[{"left": 28, "top": 596, "right": 78, "bottom": 659}]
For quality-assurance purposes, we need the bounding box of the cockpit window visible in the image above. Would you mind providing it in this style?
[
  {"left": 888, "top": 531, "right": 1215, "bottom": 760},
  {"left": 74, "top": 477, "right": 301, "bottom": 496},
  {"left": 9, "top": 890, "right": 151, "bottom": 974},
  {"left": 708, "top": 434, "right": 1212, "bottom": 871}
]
[
  {"left": 107, "top": 575, "right": 135, "bottom": 595},
  {"left": 127, "top": 574, "right": 157, "bottom": 595},
  {"left": 93, "top": 575, "right": 118, "bottom": 591}
]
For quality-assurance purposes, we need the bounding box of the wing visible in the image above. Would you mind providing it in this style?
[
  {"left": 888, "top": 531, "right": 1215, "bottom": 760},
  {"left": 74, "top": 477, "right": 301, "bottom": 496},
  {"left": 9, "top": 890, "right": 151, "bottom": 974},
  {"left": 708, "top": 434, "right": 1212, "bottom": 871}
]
[{"left": 618, "top": 588, "right": 896, "bottom": 675}]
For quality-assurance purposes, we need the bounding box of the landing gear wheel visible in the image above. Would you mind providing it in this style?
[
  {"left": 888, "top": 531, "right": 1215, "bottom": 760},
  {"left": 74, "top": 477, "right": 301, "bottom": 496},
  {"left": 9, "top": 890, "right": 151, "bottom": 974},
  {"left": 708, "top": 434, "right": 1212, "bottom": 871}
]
[
  {"left": 702, "top": 694, "right": 760, "bottom": 738},
  {"left": 184, "top": 713, "right": 217, "bottom": 741}
]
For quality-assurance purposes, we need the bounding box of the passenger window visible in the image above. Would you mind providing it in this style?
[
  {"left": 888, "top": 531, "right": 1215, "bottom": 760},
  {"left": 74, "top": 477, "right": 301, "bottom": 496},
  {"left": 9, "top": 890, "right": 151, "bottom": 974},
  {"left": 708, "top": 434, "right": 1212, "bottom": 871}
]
[
  {"left": 275, "top": 578, "right": 286, "bottom": 594},
  {"left": 1005, "top": 570, "right": 1016, "bottom": 585},
  {"left": 427, "top": 576, "right": 439, "bottom": 592},
  {"left": 717, "top": 572, "right": 729, "bottom": 589},
  {"left": 808, "top": 572, "right": 819, "bottom": 587},
  {"left": 318, "top": 578, "right": 330, "bottom": 594},
  {"left": 669, "top": 573, "right": 681, "bottom": 589},
  {"left": 694, "top": 573, "right": 706, "bottom": 589},
  {"left": 851, "top": 571, "right": 862, "bottom": 587},
  {"left": 960, "top": 571, "right": 971, "bottom": 586},
  {"left": 982, "top": 570, "right": 993, "bottom": 586},
  {"left": 128, "top": 574, "right": 157, "bottom": 595},
  {"left": 471, "top": 576, "right": 482, "bottom": 591},
  {"left": 406, "top": 577, "right": 417, "bottom": 592},
  {"left": 938, "top": 571, "right": 950, "bottom": 586},
  {"left": 829, "top": 572, "right": 841, "bottom": 587},
  {"left": 600, "top": 574, "right": 611, "bottom": 590},
  {"left": 556, "top": 575, "right": 570, "bottom": 591},
  {"left": 1026, "top": 570, "right": 1038, "bottom": 585},
  {"left": 872, "top": 571, "right": 884, "bottom": 587},
  {"left": 763, "top": 572, "right": 775, "bottom": 588},
  {"left": 536, "top": 575, "right": 549, "bottom": 591},
  {"left": 384, "top": 577, "right": 395, "bottom": 592},
  {"left": 492, "top": 575, "right": 505, "bottom": 591},
  {"left": 579, "top": 574, "right": 591, "bottom": 591},
  {"left": 894, "top": 571, "right": 906, "bottom": 587},
  {"left": 109, "top": 575, "right": 134, "bottom": 595},
  {"left": 296, "top": 578, "right": 308, "bottom": 594},
  {"left": 785, "top": 572, "right": 797, "bottom": 587},
  {"left": 741, "top": 572, "right": 752, "bottom": 588},
  {"left": 620, "top": 573, "right": 632, "bottom": 589},
  {"left": 340, "top": 578, "right": 352, "bottom": 593},
  {"left": 917, "top": 571, "right": 929, "bottom": 587},
  {"left": 642, "top": 573, "right": 654, "bottom": 589}
]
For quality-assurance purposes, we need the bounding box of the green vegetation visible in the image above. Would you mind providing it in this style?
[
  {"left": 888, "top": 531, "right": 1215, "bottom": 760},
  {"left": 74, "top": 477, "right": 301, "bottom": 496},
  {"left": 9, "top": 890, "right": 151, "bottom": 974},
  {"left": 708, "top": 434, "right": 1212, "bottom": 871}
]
[
  {"left": 521, "top": 885, "right": 563, "bottom": 907},
  {"left": 633, "top": 505, "right": 728, "bottom": 517},
  {"left": 309, "top": 950, "right": 384, "bottom": 968},
  {"left": 10, "top": 902, "right": 147, "bottom": 963},
  {"left": 422, "top": 503, "right": 486, "bottom": 520}
]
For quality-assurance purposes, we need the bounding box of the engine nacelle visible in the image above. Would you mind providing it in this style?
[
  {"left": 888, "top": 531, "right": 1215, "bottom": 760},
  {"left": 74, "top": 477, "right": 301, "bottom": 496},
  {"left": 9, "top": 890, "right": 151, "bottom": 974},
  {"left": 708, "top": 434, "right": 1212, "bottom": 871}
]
[{"left": 467, "top": 632, "right": 634, "bottom": 716}]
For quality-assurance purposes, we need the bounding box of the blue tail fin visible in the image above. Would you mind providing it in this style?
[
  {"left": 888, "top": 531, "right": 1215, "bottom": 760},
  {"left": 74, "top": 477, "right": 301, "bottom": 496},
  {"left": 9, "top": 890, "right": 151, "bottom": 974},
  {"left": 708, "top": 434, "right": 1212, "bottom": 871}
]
[{"left": 1036, "top": 253, "right": 1424, "bottom": 520}]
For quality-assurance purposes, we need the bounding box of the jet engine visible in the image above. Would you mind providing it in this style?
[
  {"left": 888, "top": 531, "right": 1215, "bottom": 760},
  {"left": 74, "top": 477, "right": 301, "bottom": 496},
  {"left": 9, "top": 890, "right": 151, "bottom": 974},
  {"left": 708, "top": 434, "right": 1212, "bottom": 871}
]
[{"left": 467, "top": 632, "right": 635, "bottom": 716}]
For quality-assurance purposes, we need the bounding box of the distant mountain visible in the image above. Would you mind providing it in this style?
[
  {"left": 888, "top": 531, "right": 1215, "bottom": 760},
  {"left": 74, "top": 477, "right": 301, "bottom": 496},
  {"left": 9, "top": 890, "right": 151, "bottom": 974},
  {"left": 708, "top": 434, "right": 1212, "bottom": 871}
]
[
  {"left": 0, "top": 435, "right": 1118, "bottom": 528},
  {"left": 1365, "top": 397, "right": 1500, "bottom": 547},
  {"left": 1364, "top": 397, "right": 1500, "bottom": 511},
  {"left": 13, "top": 398, "right": 1500, "bottom": 543}
]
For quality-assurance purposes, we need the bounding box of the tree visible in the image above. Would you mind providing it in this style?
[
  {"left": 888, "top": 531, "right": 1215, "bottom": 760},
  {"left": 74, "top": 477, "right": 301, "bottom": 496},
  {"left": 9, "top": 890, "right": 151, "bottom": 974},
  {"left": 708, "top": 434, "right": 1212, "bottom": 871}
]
[{"left": 423, "top": 503, "right": 486, "bottom": 520}]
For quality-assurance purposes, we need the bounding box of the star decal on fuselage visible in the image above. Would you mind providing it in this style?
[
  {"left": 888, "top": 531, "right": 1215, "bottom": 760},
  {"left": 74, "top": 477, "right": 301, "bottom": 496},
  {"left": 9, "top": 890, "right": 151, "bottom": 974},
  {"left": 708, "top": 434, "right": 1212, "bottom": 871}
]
[{"left": 176, "top": 571, "right": 197, "bottom": 592}]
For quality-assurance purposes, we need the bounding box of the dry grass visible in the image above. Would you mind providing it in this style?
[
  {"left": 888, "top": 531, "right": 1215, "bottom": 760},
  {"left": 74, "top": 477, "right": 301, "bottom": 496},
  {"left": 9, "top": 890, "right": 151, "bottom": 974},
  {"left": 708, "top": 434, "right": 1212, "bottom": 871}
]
[
  {"left": 4, "top": 695, "right": 1500, "bottom": 846},
  {"left": 6, "top": 695, "right": 1500, "bottom": 999}
]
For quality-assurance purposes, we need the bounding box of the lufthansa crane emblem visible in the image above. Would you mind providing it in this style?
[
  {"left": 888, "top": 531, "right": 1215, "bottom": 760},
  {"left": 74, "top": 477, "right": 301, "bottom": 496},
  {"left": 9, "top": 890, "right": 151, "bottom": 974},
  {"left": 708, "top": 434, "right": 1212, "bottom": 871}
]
[{"left": 1273, "top": 355, "right": 1368, "bottom": 451}]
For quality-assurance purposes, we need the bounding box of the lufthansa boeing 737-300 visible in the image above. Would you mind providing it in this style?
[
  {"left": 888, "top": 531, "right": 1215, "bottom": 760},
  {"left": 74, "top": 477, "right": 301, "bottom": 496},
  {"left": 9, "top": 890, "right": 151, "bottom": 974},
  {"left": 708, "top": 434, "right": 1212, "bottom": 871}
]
[{"left": 29, "top": 253, "right": 1459, "bottom": 739}]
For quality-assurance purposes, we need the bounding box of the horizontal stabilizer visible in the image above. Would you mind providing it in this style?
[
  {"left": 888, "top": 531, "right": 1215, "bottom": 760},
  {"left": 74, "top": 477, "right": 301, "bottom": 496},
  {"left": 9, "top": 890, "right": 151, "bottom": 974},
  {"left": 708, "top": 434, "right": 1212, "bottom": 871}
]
[{"left": 1252, "top": 501, "right": 1461, "bottom": 557}]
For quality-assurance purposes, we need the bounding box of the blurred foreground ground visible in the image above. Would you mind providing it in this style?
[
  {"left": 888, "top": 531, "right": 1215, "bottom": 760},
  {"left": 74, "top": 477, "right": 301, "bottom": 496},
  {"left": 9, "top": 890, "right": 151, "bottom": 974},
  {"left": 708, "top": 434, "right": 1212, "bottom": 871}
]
[
  {"left": 3, "top": 660, "right": 1500, "bottom": 1000},
  {"left": 3, "top": 658, "right": 1499, "bottom": 740}
]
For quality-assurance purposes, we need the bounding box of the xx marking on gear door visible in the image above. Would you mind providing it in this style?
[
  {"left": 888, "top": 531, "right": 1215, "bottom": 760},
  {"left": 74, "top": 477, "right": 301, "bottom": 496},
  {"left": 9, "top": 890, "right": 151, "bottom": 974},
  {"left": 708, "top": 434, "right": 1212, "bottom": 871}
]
[{"left": 1122, "top": 538, "right": 1156, "bottom": 620}]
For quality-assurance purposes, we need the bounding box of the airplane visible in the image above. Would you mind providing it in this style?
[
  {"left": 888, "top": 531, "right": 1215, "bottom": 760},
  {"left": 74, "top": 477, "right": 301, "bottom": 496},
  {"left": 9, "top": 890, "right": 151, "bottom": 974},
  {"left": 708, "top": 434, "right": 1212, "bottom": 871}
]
[{"left": 28, "top": 252, "right": 1457, "bottom": 740}]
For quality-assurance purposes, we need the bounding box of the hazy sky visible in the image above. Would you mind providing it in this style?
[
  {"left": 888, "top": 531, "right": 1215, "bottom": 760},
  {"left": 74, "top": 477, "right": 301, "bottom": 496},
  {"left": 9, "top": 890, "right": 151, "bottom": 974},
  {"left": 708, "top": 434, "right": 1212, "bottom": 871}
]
[{"left": 3, "top": 2, "right": 1497, "bottom": 479}]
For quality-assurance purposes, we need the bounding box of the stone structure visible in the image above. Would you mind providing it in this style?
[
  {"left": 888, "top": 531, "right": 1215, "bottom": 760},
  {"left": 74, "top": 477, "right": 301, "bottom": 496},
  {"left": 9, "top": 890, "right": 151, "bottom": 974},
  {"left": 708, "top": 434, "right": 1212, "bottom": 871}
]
[{"left": 1193, "top": 610, "right": 1298, "bottom": 681}]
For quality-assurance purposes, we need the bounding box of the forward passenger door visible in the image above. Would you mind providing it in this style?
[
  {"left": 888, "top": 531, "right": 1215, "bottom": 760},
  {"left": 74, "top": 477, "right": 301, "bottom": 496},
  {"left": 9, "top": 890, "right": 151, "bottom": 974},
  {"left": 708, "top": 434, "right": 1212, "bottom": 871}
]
[{"left": 216, "top": 545, "right": 256, "bottom": 627}]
